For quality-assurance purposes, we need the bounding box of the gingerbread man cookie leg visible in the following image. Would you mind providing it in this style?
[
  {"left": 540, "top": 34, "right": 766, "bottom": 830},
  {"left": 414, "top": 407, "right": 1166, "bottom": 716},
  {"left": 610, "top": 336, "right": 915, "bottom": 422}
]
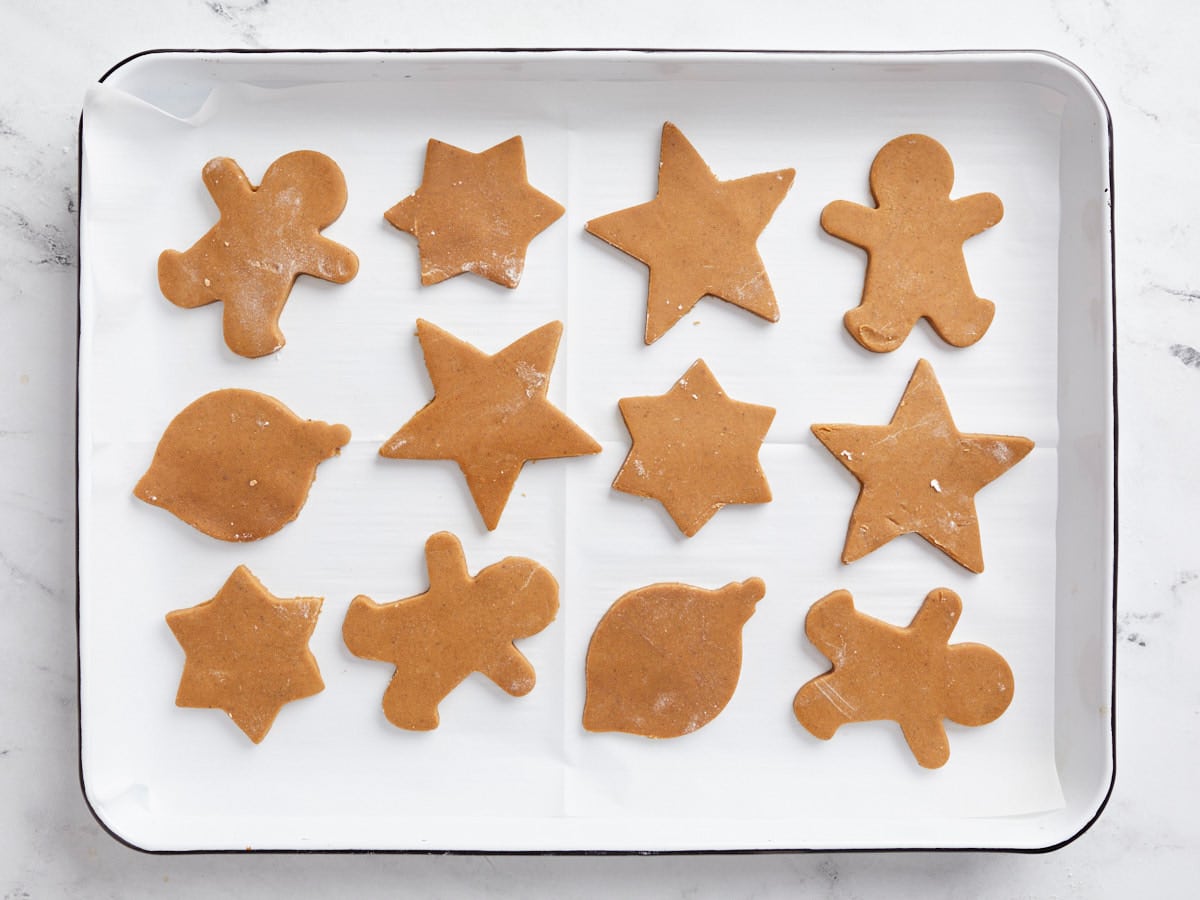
[
  {"left": 793, "top": 588, "right": 1013, "bottom": 769},
  {"left": 821, "top": 134, "right": 1002, "bottom": 352},
  {"left": 158, "top": 151, "right": 359, "bottom": 358}
]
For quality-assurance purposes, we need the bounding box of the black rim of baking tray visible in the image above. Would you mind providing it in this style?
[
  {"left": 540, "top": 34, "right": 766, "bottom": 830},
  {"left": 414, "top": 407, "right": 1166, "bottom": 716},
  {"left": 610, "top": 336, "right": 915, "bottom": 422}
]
[{"left": 75, "top": 46, "right": 1118, "bottom": 857}]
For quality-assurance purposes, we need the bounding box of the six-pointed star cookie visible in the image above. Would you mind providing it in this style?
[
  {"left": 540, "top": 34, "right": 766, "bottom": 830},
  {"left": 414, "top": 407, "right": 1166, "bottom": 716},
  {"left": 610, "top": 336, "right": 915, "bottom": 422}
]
[
  {"left": 614, "top": 359, "right": 775, "bottom": 536},
  {"left": 385, "top": 136, "right": 564, "bottom": 288},
  {"left": 380, "top": 319, "right": 601, "bottom": 530},
  {"left": 811, "top": 359, "right": 1033, "bottom": 573},
  {"left": 586, "top": 122, "right": 795, "bottom": 344},
  {"left": 165, "top": 566, "right": 324, "bottom": 743}
]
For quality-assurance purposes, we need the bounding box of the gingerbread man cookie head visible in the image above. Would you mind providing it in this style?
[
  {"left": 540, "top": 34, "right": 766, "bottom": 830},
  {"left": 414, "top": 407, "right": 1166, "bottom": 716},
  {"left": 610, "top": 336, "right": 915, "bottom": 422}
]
[
  {"left": 158, "top": 150, "right": 359, "bottom": 358},
  {"left": 942, "top": 643, "right": 1015, "bottom": 727},
  {"left": 870, "top": 134, "right": 956, "bottom": 205}
]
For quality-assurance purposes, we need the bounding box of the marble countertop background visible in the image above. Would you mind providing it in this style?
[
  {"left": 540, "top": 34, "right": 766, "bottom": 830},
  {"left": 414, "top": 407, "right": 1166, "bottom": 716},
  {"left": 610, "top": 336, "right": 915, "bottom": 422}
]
[{"left": 2, "top": 0, "right": 1195, "bottom": 895}]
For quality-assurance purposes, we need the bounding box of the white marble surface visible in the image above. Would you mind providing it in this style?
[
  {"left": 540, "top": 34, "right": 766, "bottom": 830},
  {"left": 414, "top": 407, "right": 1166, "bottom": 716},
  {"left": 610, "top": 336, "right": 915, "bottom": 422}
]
[{"left": 0, "top": 0, "right": 1194, "bottom": 895}]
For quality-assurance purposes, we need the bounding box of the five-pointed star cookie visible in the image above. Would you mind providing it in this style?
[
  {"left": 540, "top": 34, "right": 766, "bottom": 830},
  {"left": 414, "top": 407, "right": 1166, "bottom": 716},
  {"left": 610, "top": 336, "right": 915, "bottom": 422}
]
[
  {"left": 586, "top": 122, "right": 795, "bottom": 344},
  {"left": 380, "top": 319, "right": 601, "bottom": 530},
  {"left": 165, "top": 566, "right": 324, "bottom": 743},
  {"left": 613, "top": 359, "right": 775, "bottom": 536},
  {"left": 384, "top": 136, "right": 564, "bottom": 288},
  {"left": 811, "top": 359, "right": 1033, "bottom": 573}
]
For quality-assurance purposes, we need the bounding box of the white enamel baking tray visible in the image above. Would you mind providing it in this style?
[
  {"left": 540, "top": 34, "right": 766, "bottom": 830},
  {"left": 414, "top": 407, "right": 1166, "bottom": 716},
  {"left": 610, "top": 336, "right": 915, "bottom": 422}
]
[{"left": 77, "top": 49, "right": 1114, "bottom": 853}]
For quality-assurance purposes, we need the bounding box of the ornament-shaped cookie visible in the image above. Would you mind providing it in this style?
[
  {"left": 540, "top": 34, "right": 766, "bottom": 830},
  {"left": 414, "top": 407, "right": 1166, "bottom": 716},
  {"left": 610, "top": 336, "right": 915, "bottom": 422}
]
[
  {"left": 793, "top": 588, "right": 1013, "bottom": 768},
  {"left": 166, "top": 565, "right": 325, "bottom": 743},
  {"left": 158, "top": 150, "right": 359, "bottom": 358},
  {"left": 134, "top": 389, "right": 350, "bottom": 542},
  {"left": 821, "top": 134, "right": 1002, "bottom": 352},
  {"left": 583, "top": 578, "right": 765, "bottom": 738},
  {"left": 343, "top": 532, "right": 559, "bottom": 730},
  {"left": 384, "top": 135, "right": 563, "bottom": 288},
  {"left": 586, "top": 122, "right": 795, "bottom": 344}
]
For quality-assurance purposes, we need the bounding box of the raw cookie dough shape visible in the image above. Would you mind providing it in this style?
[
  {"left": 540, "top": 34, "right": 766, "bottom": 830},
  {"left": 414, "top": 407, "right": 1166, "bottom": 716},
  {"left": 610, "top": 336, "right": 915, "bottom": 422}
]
[
  {"left": 384, "top": 136, "right": 564, "bottom": 288},
  {"left": 379, "top": 319, "right": 601, "bottom": 530},
  {"left": 613, "top": 359, "right": 775, "bottom": 536},
  {"left": 811, "top": 359, "right": 1032, "bottom": 573},
  {"left": 158, "top": 150, "right": 359, "bottom": 358},
  {"left": 583, "top": 578, "right": 765, "bottom": 738},
  {"left": 793, "top": 588, "right": 1013, "bottom": 769},
  {"left": 134, "top": 388, "right": 351, "bottom": 542},
  {"left": 342, "top": 531, "right": 559, "bottom": 730},
  {"left": 586, "top": 122, "right": 795, "bottom": 344},
  {"left": 166, "top": 565, "right": 325, "bottom": 744},
  {"left": 821, "top": 134, "right": 1003, "bottom": 352}
]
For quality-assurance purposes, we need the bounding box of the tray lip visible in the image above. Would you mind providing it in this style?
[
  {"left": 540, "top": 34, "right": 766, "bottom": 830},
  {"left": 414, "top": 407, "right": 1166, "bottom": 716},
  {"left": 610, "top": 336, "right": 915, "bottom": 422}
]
[{"left": 75, "top": 45, "right": 1117, "bottom": 857}]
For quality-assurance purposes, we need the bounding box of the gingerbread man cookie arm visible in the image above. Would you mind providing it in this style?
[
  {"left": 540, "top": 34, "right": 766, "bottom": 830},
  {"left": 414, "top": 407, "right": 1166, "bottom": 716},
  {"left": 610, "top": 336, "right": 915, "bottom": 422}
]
[
  {"left": 201, "top": 157, "right": 253, "bottom": 213},
  {"left": 802, "top": 589, "right": 858, "bottom": 661},
  {"left": 951, "top": 191, "right": 1005, "bottom": 239},
  {"left": 308, "top": 235, "right": 360, "bottom": 284},
  {"left": 908, "top": 588, "right": 963, "bottom": 646},
  {"left": 422, "top": 530, "right": 472, "bottom": 588},
  {"left": 819, "top": 200, "right": 881, "bottom": 248}
]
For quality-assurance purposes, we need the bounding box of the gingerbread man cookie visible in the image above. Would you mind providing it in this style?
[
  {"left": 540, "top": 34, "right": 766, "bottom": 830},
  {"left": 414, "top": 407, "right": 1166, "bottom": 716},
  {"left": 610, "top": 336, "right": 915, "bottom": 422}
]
[
  {"left": 342, "top": 532, "right": 559, "bottom": 731},
  {"left": 793, "top": 588, "right": 1013, "bottom": 769},
  {"left": 821, "top": 134, "right": 1002, "bottom": 352},
  {"left": 158, "top": 150, "right": 359, "bottom": 358}
]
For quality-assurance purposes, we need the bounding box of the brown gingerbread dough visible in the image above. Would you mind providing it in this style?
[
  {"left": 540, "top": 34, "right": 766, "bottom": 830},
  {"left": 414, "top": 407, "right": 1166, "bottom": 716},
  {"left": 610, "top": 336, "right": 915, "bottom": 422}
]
[
  {"left": 134, "top": 388, "right": 350, "bottom": 542},
  {"left": 166, "top": 565, "right": 325, "bottom": 744},
  {"left": 583, "top": 578, "right": 765, "bottom": 738},
  {"left": 158, "top": 150, "right": 359, "bottom": 358},
  {"left": 793, "top": 588, "right": 1014, "bottom": 768},
  {"left": 379, "top": 319, "right": 600, "bottom": 530},
  {"left": 384, "top": 136, "right": 564, "bottom": 288},
  {"left": 613, "top": 359, "right": 774, "bottom": 536},
  {"left": 586, "top": 122, "right": 795, "bottom": 344},
  {"left": 821, "top": 134, "right": 1002, "bottom": 352},
  {"left": 811, "top": 359, "right": 1032, "bottom": 573},
  {"left": 342, "top": 531, "right": 559, "bottom": 730}
]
